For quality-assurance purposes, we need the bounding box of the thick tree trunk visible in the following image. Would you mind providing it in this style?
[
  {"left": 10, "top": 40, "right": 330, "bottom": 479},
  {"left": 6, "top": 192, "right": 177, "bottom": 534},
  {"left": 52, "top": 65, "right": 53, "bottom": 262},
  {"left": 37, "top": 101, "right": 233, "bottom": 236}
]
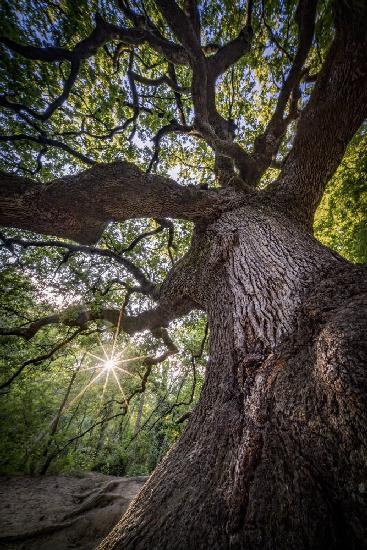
[{"left": 92, "top": 205, "right": 366, "bottom": 548}]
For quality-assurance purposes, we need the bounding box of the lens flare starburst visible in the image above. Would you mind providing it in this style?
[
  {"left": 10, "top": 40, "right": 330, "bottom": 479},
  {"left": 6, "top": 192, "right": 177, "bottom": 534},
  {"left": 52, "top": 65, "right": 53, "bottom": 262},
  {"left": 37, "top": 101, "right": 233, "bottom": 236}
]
[
  {"left": 103, "top": 359, "right": 117, "bottom": 371},
  {"left": 69, "top": 302, "right": 147, "bottom": 407}
]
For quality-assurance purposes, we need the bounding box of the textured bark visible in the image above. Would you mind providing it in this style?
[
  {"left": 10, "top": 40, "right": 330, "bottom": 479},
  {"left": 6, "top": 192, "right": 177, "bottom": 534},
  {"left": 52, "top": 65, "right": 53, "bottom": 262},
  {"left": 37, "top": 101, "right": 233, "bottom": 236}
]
[
  {"left": 272, "top": 1, "right": 367, "bottom": 222},
  {"left": 0, "top": 163, "right": 246, "bottom": 243},
  {"left": 1, "top": 1, "right": 367, "bottom": 547},
  {"left": 99, "top": 203, "right": 367, "bottom": 550}
]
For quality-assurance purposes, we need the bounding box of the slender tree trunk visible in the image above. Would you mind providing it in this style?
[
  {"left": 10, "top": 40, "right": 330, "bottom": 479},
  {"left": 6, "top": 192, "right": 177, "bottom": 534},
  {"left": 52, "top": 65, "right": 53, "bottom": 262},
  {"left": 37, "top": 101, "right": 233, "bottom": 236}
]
[
  {"left": 39, "top": 365, "right": 80, "bottom": 475},
  {"left": 95, "top": 401, "right": 114, "bottom": 457},
  {"left": 99, "top": 204, "right": 367, "bottom": 549},
  {"left": 131, "top": 392, "right": 145, "bottom": 465},
  {"left": 133, "top": 392, "right": 145, "bottom": 438}
]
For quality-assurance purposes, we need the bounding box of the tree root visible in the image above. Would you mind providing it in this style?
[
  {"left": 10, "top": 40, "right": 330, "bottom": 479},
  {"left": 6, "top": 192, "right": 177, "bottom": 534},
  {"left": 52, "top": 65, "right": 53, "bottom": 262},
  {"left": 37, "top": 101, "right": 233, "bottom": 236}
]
[{"left": 0, "top": 520, "right": 76, "bottom": 542}]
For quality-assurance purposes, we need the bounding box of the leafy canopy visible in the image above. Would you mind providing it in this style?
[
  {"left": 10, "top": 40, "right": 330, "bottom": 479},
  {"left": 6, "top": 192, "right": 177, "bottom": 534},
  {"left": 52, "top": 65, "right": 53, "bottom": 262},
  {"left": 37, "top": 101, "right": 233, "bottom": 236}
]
[{"left": 0, "top": 0, "right": 366, "bottom": 475}]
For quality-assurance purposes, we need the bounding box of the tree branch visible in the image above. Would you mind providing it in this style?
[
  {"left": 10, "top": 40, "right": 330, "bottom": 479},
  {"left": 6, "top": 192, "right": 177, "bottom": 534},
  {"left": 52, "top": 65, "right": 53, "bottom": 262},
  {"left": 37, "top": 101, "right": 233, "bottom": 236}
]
[
  {"left": 252, "top": 0, "right": 317, "bottom": 181},
  {"left": 129, "top": 70, "right": 189, "bottom": 93},
  {"left": 0, "top": 14, "right": 121, "bottom": 121},
  {"left": 0, "top": 328, "right": 83, "bottom": 390},
  {"left": 184, "top": 0, "right": 201, "bottom": 40},
  {"left": 154, "top": 0, "right": 202, "bottom": 57},
  {"left": 270, "top": 0, "right": 367, "bottom": 223},
  {"left": 209, "top": 26, "right": 253, "bottom": 78},
  {"left": 0, "top": 13, "right": 189, "bottom": 66},
  {"left": 151, "top": 2, "right": 254, "bottom": 187},
  {"left": 168, "top": 63, "right": 187, "bottom": 123},
  {"left": 0, "top": 132, "right": 95, "bottom": 165},
  {"left": 0, "top": 233, "right": 156, "bottom": 296},
  {"left": 0, "top": 301, "right": 185, "bottom": 341},
  {"left": 147, "top": 121, "right": 194, "bottom": 173},
  {"left": 0, "top": 161, "right": 245, "bottom": 243},
  {"left": 0, "top": 248, "right": 198, "bottom": 340}
]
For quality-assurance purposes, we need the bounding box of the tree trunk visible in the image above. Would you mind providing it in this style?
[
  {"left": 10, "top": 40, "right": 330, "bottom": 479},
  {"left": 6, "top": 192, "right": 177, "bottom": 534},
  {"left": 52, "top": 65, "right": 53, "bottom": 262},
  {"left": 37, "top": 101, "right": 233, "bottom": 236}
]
[
  {"left": 38, "top": 362, "right": 81, "bottom": 474},
  {"left": 73, "top": 205, "right": 367, "bottom": 548}
]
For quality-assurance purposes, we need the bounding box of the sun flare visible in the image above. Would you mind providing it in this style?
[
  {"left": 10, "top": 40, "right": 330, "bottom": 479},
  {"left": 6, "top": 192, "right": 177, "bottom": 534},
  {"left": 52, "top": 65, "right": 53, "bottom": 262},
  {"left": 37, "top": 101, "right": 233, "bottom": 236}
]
[
  {"left": 103, "top": 359, "right": 117, "bottom": 371},
  {"left": 67, "top": 301, "right": 149, "bottom": 409}
]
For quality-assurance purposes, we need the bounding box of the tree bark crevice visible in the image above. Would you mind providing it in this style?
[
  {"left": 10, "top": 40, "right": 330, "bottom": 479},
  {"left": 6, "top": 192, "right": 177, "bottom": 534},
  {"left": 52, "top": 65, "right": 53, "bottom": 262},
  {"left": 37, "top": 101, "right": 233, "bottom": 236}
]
[
  {"left": 98, "top": 207, "right": 367, "bottom": 549},
  {"left": 1, "top": 2, "right": 367, "bottom": 548},
  {"left": 0, "top": 164, "right": 251, "bottom": 243}
]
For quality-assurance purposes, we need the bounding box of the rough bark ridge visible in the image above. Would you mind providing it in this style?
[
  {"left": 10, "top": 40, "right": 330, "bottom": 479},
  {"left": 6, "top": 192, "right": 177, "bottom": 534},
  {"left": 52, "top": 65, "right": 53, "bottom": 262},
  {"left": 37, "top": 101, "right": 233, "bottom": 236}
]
[
  {"left": 98, "top": 204, "right": 367, "bottom": 550},
  {"left": 1, "top": 0, "right": 367, "bottom": 548}
]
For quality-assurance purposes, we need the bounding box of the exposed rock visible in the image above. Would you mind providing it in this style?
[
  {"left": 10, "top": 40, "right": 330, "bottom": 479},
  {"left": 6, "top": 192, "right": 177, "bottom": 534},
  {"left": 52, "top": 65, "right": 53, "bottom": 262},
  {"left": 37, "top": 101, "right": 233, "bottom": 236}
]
[{"left": 0, "top": 472, "right": 147, "bottom": 550}]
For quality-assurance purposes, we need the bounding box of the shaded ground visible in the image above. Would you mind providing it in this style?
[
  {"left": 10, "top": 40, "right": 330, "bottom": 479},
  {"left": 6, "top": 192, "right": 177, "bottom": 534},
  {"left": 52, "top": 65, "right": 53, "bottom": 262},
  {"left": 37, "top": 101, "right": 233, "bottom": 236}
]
[{"left": 0, "top": 472, "right": 147, "bottom": 549}]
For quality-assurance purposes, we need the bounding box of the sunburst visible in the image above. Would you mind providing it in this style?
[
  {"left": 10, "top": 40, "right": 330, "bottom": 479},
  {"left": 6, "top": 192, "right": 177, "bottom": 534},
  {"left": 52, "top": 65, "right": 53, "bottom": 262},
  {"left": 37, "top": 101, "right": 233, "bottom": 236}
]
[{"left": 70, "top": 301, "right": 147, "bottom": 407}]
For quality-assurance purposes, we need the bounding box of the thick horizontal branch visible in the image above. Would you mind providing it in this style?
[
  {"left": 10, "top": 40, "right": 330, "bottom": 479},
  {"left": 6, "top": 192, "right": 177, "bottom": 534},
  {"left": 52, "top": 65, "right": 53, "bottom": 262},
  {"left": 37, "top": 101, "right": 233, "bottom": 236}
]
[
  {"left": 0, "top": 37, "right": 73, "bottom": 62},
  {"left": 0, "top": 306, "right": 165, "bottom": 340},
  {"left": 0, "top": 285, "right": 194, "bottom": 346},
  {"left": 0, "top": 161, "right": 246, "bottom": 243}
]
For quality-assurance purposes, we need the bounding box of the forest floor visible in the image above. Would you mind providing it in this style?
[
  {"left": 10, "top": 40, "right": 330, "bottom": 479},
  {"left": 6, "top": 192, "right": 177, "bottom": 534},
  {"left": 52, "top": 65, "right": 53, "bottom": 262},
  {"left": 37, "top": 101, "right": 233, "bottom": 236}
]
[{"left": 0, "top": 472, "right": 147, "bottom": 549}]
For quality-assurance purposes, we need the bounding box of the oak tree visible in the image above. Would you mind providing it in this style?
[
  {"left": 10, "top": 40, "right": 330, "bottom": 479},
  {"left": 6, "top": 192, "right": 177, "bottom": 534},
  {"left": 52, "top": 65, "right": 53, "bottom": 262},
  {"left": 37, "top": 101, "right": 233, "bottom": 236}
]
[{"left": 1, "top": 0, "right": 367, "bottom": 548}]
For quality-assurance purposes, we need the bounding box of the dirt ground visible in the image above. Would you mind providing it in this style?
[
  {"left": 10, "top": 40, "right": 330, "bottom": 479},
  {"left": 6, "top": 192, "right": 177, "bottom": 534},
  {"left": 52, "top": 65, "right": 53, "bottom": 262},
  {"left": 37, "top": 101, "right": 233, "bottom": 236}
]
[{"left": 0, "top": 472, "right": 147, "bottom": 550}]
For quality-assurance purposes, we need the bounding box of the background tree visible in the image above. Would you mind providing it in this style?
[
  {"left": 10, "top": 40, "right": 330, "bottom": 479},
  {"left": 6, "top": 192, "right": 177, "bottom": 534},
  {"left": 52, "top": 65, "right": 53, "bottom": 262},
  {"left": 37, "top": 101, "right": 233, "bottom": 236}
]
[{"left": 0, "top": 0, "right": 367, "bottom": 549}]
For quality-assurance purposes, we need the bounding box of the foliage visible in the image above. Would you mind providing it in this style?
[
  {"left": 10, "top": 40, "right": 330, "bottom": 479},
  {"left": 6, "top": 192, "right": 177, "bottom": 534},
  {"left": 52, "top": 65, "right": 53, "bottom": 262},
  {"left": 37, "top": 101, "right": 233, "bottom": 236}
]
[
  {"left": 315, "top": 132, "right": 367, "bottom": 264},
  {"left": 0, "top": 0, "right": 366, "bottom": 476}
]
